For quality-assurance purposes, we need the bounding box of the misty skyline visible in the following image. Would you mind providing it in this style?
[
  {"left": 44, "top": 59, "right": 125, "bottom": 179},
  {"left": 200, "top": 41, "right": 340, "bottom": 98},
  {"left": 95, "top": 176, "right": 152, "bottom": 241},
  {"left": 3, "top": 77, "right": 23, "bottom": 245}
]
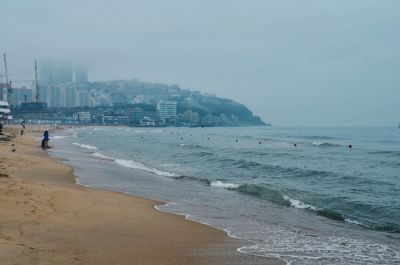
[{"left": 1, "top": 0, "right": 399, "bottom": 126}]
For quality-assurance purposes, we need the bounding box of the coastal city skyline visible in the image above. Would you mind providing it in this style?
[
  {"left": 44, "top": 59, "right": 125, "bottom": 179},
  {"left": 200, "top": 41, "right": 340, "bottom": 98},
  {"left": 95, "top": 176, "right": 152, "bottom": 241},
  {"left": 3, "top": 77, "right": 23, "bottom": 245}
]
[{"left": 1, "top": 57, "right": 265, "bottom": 127}]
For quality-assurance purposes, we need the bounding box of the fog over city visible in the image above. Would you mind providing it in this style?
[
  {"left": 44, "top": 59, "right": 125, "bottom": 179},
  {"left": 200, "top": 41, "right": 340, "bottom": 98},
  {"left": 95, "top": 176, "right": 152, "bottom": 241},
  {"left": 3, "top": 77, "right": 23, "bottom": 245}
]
[{"left": 1, "top": 0, "right": 399, "bottom": 126}]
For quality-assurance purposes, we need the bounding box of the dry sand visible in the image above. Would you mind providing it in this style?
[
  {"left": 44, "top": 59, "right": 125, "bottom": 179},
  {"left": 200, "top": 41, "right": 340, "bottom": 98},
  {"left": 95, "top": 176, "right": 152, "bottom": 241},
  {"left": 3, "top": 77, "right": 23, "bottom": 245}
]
[{"left": 0, "top": 126, "right": 283, "bottom": 265}]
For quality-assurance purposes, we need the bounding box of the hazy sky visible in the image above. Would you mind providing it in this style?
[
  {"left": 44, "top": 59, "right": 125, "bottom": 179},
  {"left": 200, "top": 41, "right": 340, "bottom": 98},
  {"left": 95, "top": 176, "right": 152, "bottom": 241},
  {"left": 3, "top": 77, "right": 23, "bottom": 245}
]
[{"left": 1, "top": 0, "right": 399, "bottom": 126}]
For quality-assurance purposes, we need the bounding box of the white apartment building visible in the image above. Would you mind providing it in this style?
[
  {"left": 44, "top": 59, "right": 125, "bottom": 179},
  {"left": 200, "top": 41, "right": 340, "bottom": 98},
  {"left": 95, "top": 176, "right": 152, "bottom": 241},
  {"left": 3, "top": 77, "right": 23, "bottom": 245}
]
[{"left": 157, "top": 100, "right": 177, "bottom": 122}]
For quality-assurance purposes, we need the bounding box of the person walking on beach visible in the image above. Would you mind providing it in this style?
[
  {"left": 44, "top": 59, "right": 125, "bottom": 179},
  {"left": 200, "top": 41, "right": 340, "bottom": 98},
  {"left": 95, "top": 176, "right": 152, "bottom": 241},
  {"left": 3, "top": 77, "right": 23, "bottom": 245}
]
[{"left": 20, "top": 121, "right": 25, "bottom": 135}]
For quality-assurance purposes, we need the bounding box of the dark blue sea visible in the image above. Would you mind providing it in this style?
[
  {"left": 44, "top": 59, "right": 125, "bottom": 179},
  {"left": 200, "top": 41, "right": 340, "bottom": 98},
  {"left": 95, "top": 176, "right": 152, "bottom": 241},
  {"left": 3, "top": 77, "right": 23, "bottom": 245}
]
[{"left": 50, "top": 126, "right": 400, "bottom": 264}]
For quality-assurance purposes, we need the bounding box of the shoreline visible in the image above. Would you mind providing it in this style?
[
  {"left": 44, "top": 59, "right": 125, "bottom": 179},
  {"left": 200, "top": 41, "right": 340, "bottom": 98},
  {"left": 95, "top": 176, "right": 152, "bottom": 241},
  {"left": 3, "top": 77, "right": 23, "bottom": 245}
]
[{"left": 0, "top": 125, "right": 282, "bottom": 265}]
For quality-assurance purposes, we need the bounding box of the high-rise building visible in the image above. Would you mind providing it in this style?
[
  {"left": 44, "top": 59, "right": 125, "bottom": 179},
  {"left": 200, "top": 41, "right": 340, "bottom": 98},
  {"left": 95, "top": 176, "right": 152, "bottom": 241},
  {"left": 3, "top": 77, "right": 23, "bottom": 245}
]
[
  {"left": 49, "top": 85, "right": 62, "bottom": 107},
  {"left": 39, "top": 62, "right": 53, "bottom": 84},
  {"left": 9, "top": 88, "right": 18, "bottom": 106},
  {"left": 157, "top": 100, "right": 177, "bottom": 122},
  {"left": 20, "top": 88, "right": 33, "bottom": 104},
  {"left": 9, "top": 88, "right": 33, "bottom": 106},
  {"left": 39, "top": 61, "right": 73, "bottom": 84},
  {"left": 54, "top": 63, "right": 73, "bottom": 83},
  {"left": 74, "top": 65, "right": 88, "bottom": 83},
  {"left": 0, "top": 83, "right": 8, "bottom": 102},
  {"left": 77, "top": 90, "right": 91, "bottom": 107},
  {"left": 38, "top": 85, "right": 49, "bottom": 103},
  {"left": 63, "top": 87, "right": 77, "bottom": 107}
]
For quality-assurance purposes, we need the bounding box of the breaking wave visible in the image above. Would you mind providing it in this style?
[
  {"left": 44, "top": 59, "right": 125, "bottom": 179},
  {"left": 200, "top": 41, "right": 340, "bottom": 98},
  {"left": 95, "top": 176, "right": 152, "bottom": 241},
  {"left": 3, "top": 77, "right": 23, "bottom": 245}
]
[
  {"left": 302, "top": 135, "right": 340, "bottom": 140},
  {"left": 72, "top": 142, "right": 98, "bottom": 150},
  {"left": 210, "top": 180, "right": 240, "bottom": 189},
  {"left": 282, "top": 195, "right": 320, "bottom": 211},
  {"left": 311, "top": 142, "right": 341, "bottom": 147},
  {"left": 92, "top": 152, "right": 113, "bottom": 160},
  {"left": 115, "top": 159, "right": 177, "bottom": 177}
]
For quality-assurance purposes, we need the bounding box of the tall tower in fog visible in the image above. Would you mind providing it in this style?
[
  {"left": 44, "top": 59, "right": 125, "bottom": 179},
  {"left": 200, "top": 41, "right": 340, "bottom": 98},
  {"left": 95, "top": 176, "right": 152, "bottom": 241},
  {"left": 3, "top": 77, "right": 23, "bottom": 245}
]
[
  {"left": 39, "top": 61, "right": 73, "bottom": 84},
  {"left": 74, "top": 65, "right": 88, "bottom": 83}
]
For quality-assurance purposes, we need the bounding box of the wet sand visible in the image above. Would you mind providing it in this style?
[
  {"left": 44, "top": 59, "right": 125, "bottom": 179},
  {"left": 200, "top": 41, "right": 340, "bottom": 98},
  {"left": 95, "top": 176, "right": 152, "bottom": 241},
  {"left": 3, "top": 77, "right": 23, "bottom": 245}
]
[{"left": 0, "top": 126, "right": 283, "bottom": 265}]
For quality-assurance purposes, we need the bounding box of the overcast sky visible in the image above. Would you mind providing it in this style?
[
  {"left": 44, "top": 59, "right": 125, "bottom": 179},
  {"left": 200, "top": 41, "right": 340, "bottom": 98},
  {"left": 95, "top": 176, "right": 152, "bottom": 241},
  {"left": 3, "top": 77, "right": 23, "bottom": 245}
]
[{"left": 1, "top": 0, "right": 399, "bottom": 126}]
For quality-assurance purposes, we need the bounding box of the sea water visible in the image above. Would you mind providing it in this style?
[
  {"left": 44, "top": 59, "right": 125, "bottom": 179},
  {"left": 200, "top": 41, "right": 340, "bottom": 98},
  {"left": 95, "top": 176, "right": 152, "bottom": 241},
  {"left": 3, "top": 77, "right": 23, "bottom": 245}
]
[{"left": 50, "top": 126, "right": 400, "bottom": 264}]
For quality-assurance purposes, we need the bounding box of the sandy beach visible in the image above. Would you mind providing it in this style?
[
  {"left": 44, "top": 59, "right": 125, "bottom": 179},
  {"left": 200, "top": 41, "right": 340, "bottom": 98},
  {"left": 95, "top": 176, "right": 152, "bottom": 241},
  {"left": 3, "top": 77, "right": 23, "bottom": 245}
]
[{"left": 0, "top": 126, "right": 281, "bottom": 265}]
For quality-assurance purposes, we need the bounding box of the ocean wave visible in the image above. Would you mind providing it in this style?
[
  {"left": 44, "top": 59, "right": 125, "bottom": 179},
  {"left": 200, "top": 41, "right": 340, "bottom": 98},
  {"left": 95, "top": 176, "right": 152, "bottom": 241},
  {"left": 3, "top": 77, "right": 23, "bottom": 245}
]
[
  {"left": 345, "top": 218, "right": 368, "bottom": 227},
  {"left": 180, "top": 143, "right": 204, "bottom": 149},
  {"left": 311, "top": 142, "right": 341, "bottom": 147},
  {"left": 234, "top": 159, "right": 263, "bottom": 168},
  {"left": 282, "top": 195, "right": 346, "bottom": 223},
  {"left": 197, "top": 151, "right": 214, "bottom": 157},
  {"left": 114, "top": 159, "right": 177, "bottom": 177},
  {"left": 92, "top": 152, "right": 113, "bottom": 160},
  {"left": 213, "top": 157, "right": 237, "bottom": 164},
  {"left": 89, "top": 151, "right": 179, "bottom": 178},
  {"left": 368, "top": 150, "right": 400, "bottom": 156},
  {"left": 240, "top": 150, "right": 268, "bottom": 156},
  {"left": 238, "top": 135, "right": 275, "bottom": 141},
  {"left": 282, "top": 195, "right": 320, "bottom": 211},
  {"left": 171, "top": 175, "right": 211, "bottom": 185},
  {"left": 72, "top": 142, "right": 98, "bottom": 150},
  {"left": 230, "top": 159, "right": 337, "bottom": 179},
  {"left": 303, "top": 135, "right": 339, "bottom": 140},
  {"left": 210, "top": 180, "right": 240, "bottom": 189},
  {"left": 228, "top": 183, "right": 348, "bottom": 223},
  {"left": 231, "top": 184, "right": 287, "bottom": 204}
]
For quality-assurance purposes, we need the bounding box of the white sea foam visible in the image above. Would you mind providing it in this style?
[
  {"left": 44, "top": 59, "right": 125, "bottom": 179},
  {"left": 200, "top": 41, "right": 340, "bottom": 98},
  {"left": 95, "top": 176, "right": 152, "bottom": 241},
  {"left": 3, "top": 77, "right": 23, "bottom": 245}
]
[
  {"left": 52, "top": 136, "right": 67, "bottom": 139},
  {"left": 92, "top": 152, "right": 113, "bottom": 160},
  {"left": 311, "top": 141, "right": 340, "bottom": 147},
  {"left": 114, "top": 159, "right": 177, "bottom": 177},
  {"left": 211, "top": 180, "right": 240, "bottom": 189},
  {"left": 72, "top": 142, "right": 98, "bottom": 150},
  {"left": 312, "top": 141, "right": 323, "bottom": 146},
  {"left": 345, "top": 218, "right": 367, "bottom": 227},
  {"left": 238, "top": 229, "right": 400, "bottom": 265},
  {"left": 283, "top": 195, "right": 320, "bottom": 211}
]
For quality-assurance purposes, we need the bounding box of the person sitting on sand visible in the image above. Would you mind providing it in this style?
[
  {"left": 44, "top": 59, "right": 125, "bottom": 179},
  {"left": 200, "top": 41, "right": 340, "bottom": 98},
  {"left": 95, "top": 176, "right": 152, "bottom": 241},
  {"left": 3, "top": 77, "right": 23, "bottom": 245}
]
[{"left": 41, "top": 129, "right": 52, "bottom": 149}]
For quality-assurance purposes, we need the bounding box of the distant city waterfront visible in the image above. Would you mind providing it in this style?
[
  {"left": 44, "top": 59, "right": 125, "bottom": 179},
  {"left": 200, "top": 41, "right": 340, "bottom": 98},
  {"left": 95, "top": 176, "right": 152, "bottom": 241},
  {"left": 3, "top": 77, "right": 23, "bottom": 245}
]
[{"left": 2, "top": 63, "right": 266, "bottom": 127}]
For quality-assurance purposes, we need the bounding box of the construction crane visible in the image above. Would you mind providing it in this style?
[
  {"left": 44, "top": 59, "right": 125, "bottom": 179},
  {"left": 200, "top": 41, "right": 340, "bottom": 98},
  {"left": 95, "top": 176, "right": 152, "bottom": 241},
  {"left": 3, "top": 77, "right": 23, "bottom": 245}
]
[
  {"left": 2, "top": 53, "right": 10, "bottom": 101},
  {"left": 3, "top": 54, "right": 9, "bottom": 86},
  {"left": 35, "top": 60, "right": 40, "bottom": 102}
]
